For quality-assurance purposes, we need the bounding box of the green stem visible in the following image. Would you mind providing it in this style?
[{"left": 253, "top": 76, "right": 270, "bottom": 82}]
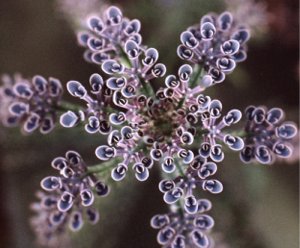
[
  {"left": 132, "top": 141, "right": 148, "bottom": 154},
  {"left": 87, "top": 165, "right": 110, "bottom": 174},
  {"left": 177, "top": 97, "right": 186, "bottom": 110},
  {"left": 139, "top": 78, "right": 153, "bottom": 97},
  {"left": 103, "top": 105, "right": 118, "bottom": 115},
  {"left": 190, "top": 64, "right": 204, "bottom": 89},
  {"left": 87, "top": 159, "right": 120, "bottom": 175},
  {"left": 56, "top": 101, "right": 83, "bottom": 112},
  {"left": 228, "top": 129, "right": 247, "bottom": 138},
  {"left": 119, "top": 46, "right": 132, "bottom": 68},
  {"left": 174, "top": 160, "right": 185, "bottom": 177},
  {"left": 175, "top": 199, "right": 185, "bottom": 217}
]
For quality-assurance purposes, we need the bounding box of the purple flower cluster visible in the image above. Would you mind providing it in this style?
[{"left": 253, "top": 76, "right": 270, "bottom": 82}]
[
  {"left": 55, "top": 7, "right": 278, "bottom": 247},
  {"left": 30, "top": 191, "right": 71, "bottom": 247},
  {"left": 151, "top": 199, "right": 214, "bottom": 248},
  {"left": 78, "top": 6, "right": 143, "bottom": 65},
  {"left": 31, "top": 151, "right": 108, "bottom": 245},
  {"left": 159, "top": 156, "right": 223, "bottom": 214},
  {"left": 178, "top": 11, "right": 250, "bottom": 86},
  {"left": 0, "top": 74, "right": 63, "bottom": 134},
  {"left": 0, "top": 4, "right": 295, "bottom": 248},
  {"left": 240, "top": 106, "right": 298, "bottom": 164}
]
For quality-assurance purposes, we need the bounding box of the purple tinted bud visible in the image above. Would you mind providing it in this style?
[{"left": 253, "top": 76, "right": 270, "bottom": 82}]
[
  {"left": 180, "top": 31, "right": 199, "bottom": 49},
  {"left": 201, "top": 22, "right": 216, "bottom": 40},
  {"left": 184, "top": 195, "right": 198, "bottom": 214},
  {"left": 157, "top": 226, "right": 176, "bottom": 245},
  {"left": 32, "top": 75, "right": 48, "bottom": 95},
  {"left": 69, "top": 211, "right": 83, "bottom": 232},
  {"left": 89, "top": 73, "right": 104, "bottom": 94},
  {"left": 106, "top": 6, "right": 123, "bottom": 25},
  {"left": 9, "top": 102, "right": 29, "bottom": 116},
  {"left": 41, "top": 176, "right": 62, "bottom": 191},
  {"left": 276, "top": 123, "right": 297, "bottom": 139},
  {"left": 151, "top": 214, "right": 170, "bottom": 229},
  {"left": 159, "top": 179, "right": 175, "bottom": 193},
  {"left": 198, "top": 162, "right": 217, "bottom": 179},
  {"left": 102, "top": 60, "right": 124, "bottom": 75},
  {"left": 255, "top": 145, "right": 272, "bottom": 164},
  {"left": 202, "top": 179, "right": 223, "bottom": 194},
  {"left": 80, "top": 189, "right": 94, "bottom": 207},
  {"left": 86, "top": 208, "right": 100, "bottom": 225},
  {"left": 60, "top": 111, "right": 79, "bottom": 128},
  {"left": 94, "top": 181, "right": 109, "bottom": 196},
  {"left": 191, "top": 229, "right": 210, "bottom": 248},
  {"left": 133, "top": 163, "right": 149, "bottom": 181},
  {"left": 272, "top": 142, "right": 292, "bottom": 158},
  {"left": 88, "top": 16, "right": 105, "bottom": 34},
  {"left": 223, "top": 135, "right": 244, "bottom": 151},
  {"left": 194, "top": 214, "right": 215, "bottom": 230},
  {"left": 162, "top": 157, "right": 176, "bottom": 173},
  {"left": 111, "top": 164, "right": 128, "bottom": 181},
  {"left": 266, "top": 108, "right": 283, "bottom": 124},
  {"left": 58, "top": 191, "right": 74, "bottom": 212},
  {"left": 95, "top": 145, "right": 116, "bottom": 161},
  {"left": 220, "top": 39, "right": 240, "bottom": 55},
  {"left": 231, "top": 29, "right": 250, "bottom": 44},
  {"left": 107, "top": 77, "right": 127, "bottom": 90},
  {"left": 124, "top": 19, "right": 141, "bottom": 35},
  {"left": 67, "top": 81, "right": 87, "bottom": 99},
  {"left": 163, "top": 187, "right": 184, "bottom": 204}
]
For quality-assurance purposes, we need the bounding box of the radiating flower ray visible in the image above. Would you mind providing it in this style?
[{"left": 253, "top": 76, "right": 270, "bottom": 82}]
[
  {"left": 177, "top": 11, "right": 250, "bottom": 87},
  {"left": 31, "top": 151, "right": 108, "bottom": 246},
  {"left": 240, "top": 106, "right": 298, "bottom": 164},
  {"left": 0, "top": 74, "right": 63, "bottom": 134}
]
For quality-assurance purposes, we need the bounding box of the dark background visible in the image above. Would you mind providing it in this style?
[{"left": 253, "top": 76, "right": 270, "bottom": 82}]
[{"left": 0, "top": 0, "right": 298, "bottom": 247}]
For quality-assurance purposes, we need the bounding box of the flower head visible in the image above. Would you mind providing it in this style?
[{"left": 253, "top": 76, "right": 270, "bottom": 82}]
[
  {"left": 78, "top": 6, "right": 143, "bottom": 65},
  {"left": 30, "top": 189, "right": 100, "bottom": 247},
  {"left": 159, "top": 155, "right": 222, "bottom": 214},
  {"left": 240, "top": 106, "right": 298, "bottom": 164},
  {"left": 0, "top": 74, "right": 63, "bottom": 134},
  {"left": 31, "top": 150, "right": 108, "bottom": 245},
  {"left": 20, "top": 4, "right": 298, "bottom": 248},
  {"left": 30, "top": 191, "right": 71, "bottom": 247},
  {"left": 151, "top": 199, "right": 214, "bottom": 248},
  {"left": 178, "top": 11, "right": 250, "bottom": 86}
]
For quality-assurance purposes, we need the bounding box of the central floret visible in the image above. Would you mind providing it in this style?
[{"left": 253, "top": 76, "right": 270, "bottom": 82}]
[{"left": 140, "top": 98, "right": 177, "bottom": 140}]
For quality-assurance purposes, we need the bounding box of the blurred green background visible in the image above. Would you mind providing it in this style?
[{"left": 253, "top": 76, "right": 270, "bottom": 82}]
[{"left": 0, "top": 0, "right": 298, "bottom": 247}]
